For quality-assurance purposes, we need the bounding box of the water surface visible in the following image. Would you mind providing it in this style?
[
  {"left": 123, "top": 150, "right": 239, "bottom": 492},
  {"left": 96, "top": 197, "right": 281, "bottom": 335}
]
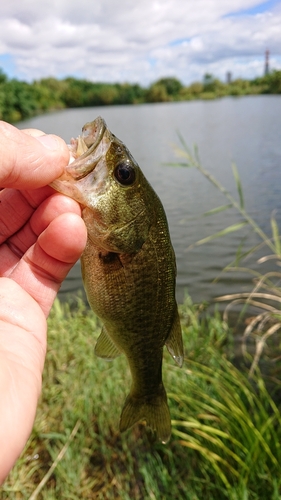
[{"left": 18, "top": 96, "right": 281, "bottom": 307}]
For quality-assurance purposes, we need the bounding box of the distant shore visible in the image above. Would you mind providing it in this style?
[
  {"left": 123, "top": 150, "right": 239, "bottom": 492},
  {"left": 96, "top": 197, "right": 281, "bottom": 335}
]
[{"left": 0, "top": 69, "right": 281, "bottom": 123}]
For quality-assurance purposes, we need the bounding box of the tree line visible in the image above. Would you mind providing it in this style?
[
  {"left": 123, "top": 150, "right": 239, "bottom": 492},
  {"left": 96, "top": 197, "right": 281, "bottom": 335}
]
[{"left": 0, "top": 68, "right": 281, "bottom": 123}]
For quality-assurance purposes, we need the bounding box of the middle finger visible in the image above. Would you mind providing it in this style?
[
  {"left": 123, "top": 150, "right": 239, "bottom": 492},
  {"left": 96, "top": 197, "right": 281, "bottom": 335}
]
[{"left": 0, "top": 186, "right": 54, "bottom": 243}]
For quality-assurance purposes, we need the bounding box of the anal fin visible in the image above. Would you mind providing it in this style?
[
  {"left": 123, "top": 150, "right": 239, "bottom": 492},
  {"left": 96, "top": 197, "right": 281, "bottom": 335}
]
[{"left": 94, "top": 326, "right": 121, "bottom": 360}]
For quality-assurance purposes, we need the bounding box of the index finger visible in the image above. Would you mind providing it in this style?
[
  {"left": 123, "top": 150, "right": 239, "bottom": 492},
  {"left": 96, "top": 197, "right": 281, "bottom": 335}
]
[
  {"left": 21, "top": 128, "right": 46, "bottom": 138},
  {"left": 0, "top": 121, "right": 70, "bottom": 189}
]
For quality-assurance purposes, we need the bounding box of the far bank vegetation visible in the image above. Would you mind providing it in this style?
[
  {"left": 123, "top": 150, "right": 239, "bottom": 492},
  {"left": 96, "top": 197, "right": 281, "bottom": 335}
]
[{"left": 0, "top": 68, "right": 281, "bottom": 123}]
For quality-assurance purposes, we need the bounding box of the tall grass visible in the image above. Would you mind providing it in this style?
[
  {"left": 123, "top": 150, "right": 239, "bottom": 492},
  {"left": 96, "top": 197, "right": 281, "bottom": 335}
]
[{"left": 2, "top": 296, "right": 281, "bottom": 499}]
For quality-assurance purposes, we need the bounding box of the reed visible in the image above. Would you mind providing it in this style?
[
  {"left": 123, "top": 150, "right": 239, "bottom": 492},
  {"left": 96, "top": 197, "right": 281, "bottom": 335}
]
[{"left": 169, "top": 139, "right": 281, "bottom": 378}]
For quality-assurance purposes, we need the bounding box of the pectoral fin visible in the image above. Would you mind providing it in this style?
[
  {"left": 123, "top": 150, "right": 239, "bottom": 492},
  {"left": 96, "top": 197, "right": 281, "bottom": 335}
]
[
  {"left": 94, "top": 327, "right": 121, "bottom": 360},
  {"left": 165, "top": 308, "right": 184, "bottom": 367}
]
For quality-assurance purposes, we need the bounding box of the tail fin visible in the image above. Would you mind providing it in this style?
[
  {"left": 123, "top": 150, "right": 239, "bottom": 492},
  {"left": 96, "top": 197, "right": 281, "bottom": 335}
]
[{"left": 119, "top": 387, "right": 171, "bottom": 443}]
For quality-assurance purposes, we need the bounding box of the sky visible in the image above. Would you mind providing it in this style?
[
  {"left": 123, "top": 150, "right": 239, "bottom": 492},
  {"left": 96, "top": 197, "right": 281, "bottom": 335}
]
[{"left": 0, "top": 0, "right": 280, "bottom": 86}]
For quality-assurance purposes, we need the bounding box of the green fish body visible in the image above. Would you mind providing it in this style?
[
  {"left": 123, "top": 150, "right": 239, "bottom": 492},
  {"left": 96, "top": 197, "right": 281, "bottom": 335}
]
[{"left": 51, "top": 117, "right": 183, "bottom": 443}]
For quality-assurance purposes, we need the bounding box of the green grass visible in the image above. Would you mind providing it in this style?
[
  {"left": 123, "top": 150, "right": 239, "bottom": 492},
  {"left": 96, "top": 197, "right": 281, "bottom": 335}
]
[{"left": 2, "top": 296, "right": 281, "bottom": 499}]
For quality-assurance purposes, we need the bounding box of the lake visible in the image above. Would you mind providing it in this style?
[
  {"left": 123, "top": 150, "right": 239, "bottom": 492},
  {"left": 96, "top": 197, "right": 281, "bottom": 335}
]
[{"left": 18, "top": 96, "right": 281, "bottom": 309}]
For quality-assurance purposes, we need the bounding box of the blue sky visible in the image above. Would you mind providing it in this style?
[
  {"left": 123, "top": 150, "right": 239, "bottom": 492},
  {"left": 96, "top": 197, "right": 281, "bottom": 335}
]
[
  {"left": 226, "top": 0, "right": 279, "bottom": 16},
  {"left": 0, "top": 54, "right": 16, "bottom": 79},
  {"left": 0, "top": 0, "right": 280, "bottom": 86}
]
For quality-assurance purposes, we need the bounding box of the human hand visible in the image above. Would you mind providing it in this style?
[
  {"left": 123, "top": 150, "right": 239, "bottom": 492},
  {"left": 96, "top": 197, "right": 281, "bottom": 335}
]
[{"left": 0, "top": 121, "right": 87, "bottom": 483}]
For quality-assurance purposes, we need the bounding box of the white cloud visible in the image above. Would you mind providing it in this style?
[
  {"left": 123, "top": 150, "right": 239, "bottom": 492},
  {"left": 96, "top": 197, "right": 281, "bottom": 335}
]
[{"left": 0, "top": 0, "right": 280, "bottom": 85}]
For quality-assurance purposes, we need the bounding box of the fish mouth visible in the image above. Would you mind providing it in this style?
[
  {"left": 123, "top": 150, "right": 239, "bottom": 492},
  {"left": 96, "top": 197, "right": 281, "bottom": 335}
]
[
  {"left": 50, "top": 116, "right": 111, "bottom": 204},
  {"left": 65, "top": 116, "right": 108, "bottom": 180}
]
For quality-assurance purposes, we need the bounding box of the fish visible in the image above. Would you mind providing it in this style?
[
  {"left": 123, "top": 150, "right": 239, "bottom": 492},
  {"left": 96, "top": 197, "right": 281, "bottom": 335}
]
[{"left": 50, "top": 116, "right": 183, "bottom": 443}]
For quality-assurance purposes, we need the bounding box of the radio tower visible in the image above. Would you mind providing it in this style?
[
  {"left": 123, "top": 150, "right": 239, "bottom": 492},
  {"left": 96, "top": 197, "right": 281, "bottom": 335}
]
[{"left": 264, "top": 49, "right": 270, "bottom": 75}]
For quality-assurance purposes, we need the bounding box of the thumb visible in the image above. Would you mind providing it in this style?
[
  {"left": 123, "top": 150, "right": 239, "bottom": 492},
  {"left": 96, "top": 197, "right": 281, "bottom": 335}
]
[{"left": 0, "top": 121, "right": 70, "bottom": 189}]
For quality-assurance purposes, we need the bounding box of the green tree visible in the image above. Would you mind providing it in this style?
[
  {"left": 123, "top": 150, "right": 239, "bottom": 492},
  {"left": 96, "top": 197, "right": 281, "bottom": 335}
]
[
  {"left": 0, "top": 68, "right": 7, "bottom": 84},
  {"left": 114, "top": 83, "right": 145, "bottom": 104},
  {"left": 62, "top": 78, "right": 95, "bottom": 107},
  {"left": 267, "top": 70, "right": 281, "bottom": 93},
  {"left": 146, "top": 83, "right": 169, "bottom": 102},
  {"left": 154, "top": 77, "right": 183, "bottom": 96},
  {"left": 203, "top": 73, "right": 215, "bottom": 91},
  {"left": 0, "top": 79, "right": 38, "bottom": 122},
  {"left": 98, "top": 85, "right": 119, "bottom": 105},
  {"left": 35, "top": 78, "right": 67, "bottom": 109},
  {"left": 202, "top": 73, "right": 226, "bottom": 96},
  {"left": 188, "top": 82, "right": 204, "bottom": 96},
  {"left": 0, "top": 69, "right": 7, "bottom": 119}
]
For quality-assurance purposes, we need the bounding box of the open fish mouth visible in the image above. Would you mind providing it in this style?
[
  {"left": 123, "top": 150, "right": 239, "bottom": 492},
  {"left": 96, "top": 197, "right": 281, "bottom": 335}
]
[
  {"left": 65, "top": 116, "right": 109, "bottom": 180},
  {"left": 71, "top": 117, "right": 107, "bottom": 160},
  {"left": 50, "top": 116, "right": 112, "bottom": 203}
]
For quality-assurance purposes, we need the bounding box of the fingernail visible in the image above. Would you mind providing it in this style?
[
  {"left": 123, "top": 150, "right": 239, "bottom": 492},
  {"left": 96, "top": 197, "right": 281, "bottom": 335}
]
[{"left": 37, "top": 134, "right": 59, "bottom": 150}]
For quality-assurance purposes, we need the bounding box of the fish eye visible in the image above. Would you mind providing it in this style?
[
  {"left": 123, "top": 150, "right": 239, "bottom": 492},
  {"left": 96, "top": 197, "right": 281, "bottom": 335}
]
[{"left": 114, "top": 162, "right": 136, "bottom": 186}]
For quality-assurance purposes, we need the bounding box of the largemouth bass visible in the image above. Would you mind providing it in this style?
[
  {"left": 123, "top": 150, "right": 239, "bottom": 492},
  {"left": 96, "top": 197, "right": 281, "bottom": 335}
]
[{"left": 51, "top": 117, "right": 183, "bottom": 443}]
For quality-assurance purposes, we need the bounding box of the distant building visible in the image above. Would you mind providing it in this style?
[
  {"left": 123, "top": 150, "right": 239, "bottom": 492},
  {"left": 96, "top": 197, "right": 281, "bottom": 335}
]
[
  {"left": 264, "top": 49, "right": 270, "bottom": 76},
  {"left": 226, "top": 71, "right": 232, "bottom": 84}
]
